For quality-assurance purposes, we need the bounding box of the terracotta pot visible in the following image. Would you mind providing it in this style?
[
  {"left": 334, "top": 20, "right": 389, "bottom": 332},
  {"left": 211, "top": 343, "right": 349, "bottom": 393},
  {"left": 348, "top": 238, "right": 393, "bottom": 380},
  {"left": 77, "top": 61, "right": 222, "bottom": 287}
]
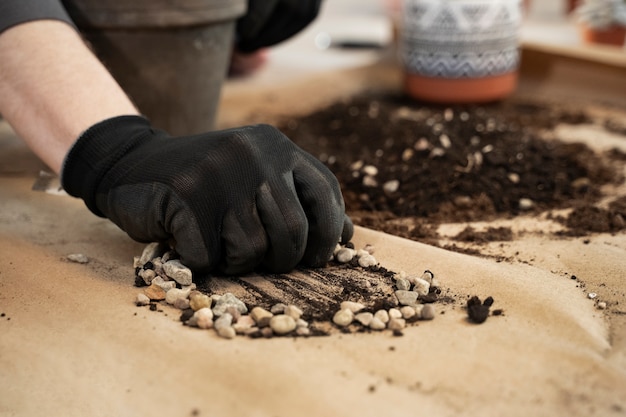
[
  {"left": 580, "top": 24, "right": 626, "bottom": 46},
  {"left": 401, "top": 0, "right": 522, "bottom": 104}
]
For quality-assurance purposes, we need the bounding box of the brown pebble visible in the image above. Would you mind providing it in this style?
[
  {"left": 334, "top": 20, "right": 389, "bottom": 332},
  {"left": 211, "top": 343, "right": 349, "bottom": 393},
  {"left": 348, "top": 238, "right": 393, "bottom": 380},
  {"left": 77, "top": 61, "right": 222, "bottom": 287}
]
[{"left": 144, "top": 284, "right": 166, "bottom": 301}]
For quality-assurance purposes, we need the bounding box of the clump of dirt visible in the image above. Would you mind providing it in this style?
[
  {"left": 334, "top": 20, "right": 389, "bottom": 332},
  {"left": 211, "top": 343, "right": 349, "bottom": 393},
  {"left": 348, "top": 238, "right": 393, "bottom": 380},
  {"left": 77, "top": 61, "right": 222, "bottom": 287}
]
[
  {"left": 278, "top": 93, "right": 624, "bottom": 238},
  {"left": 454, "top": 226, "right": 514, "bottom": 243},
  {"left": 558, "top": 196, "right": 626, "bottom": 236}
]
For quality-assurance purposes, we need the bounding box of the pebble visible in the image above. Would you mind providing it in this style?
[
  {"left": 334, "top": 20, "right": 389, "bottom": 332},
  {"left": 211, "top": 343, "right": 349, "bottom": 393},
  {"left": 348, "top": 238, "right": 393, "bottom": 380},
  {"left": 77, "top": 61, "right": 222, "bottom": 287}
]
[
  {"left": 414, "top": 304, "right": 425, "bottom": 318},
  {"left": 144, "top": 284, "right": 166, "bottom": 301},
  {"left": 217, "top": 326, "right": 237, "bottom": 339},
  {"left": 362, "top": 165, "right": 378, "bottom": 176},
  {"left": 369, "top": 317, "right": 386, "bottom": 330},
  {"left": 233, "top": 315, "right": 255, "bottom": 334},
  {"left": 139, "top": 268, "right": 157, "bottom": 285},
  {"left": 214, "top": 313, "right": 233, "bottom": 330},
  {"left": 270, "top": 303, "right": 287, "bottom": 314},
  {"left": 135, "top": 293, "right": 150, "bottom": 306},
  {"left": 270, "top": 314, "right": 297, "bottom": 335},
  {"left": 421, "top": 304, "right": 436, "bottom": 320},
  {"left": 357, "top": 254, "right": 377, "bottom": 268},
  {"left": 388, "top": 308, "right": 402, "bottom": 319},
  {"left": 388, "top": 317, "right": 406, "bottom": 331},
  {"left": 173, "top": 297, "right": 190, "bottom": 310},
  {"left": 412, "top": 278, "right": 430, "bottom": 296},
  {"left": 333, "top": 308, "right": 354, "bottom": 327},
  {"left": 374, "top": 309, "right": 390, "bottom": 324},
  {"left": 296, "top": 327, "right": 311, "bottom": 337},
  {"left": 383, "top": 180, "right": 400, "bottom": 194},
  {"left": 355, "top": 312, "right": 374, "bottom": 326},
  {"left": 165, "top": 287, "right": 189, "bottom": 305},
  {"left": 189, "top": 292, "right": 212, "bottom": 311},
  {"left": 296, "top": 319, "right": 309, "bottom": 328},
  {"left": 250, "top": 306, "right": 273, "bottom": 327},
  {"left": 395, "top": 290, "right": 418, "bottom": 306},
  {"left": 362, "top": 175, "right": 378, "bottom": 187},
  {"left": 284, "top": 305, "right": 303, "bottom": 320},
  {"left": 225, "top": 306, "right": 242, "bottom": 322},
  {"left": 597, "top": 301, "right": 607, "bottom": 310},
  {"left": 340, "top": 301, "right": 365, "bottom": 313},
  {"left": 139, "top": 242, "right": 166, "bottom": 266},
  {"left": 151, "top": 276, "right": 176, "bottom": 292},
  {"left": 194, "top": 308, "right": 214, "bottom": 329},
  {"left": 395, "top": 278, "right": 411, "bottom": 291},
  {"left": 519, "top": 198, "right": 534, "bottom": 211},
  {"left": 400, "top": 306, "right": 416, "bottom": 320},
  {"left": 588, "top": 292, "right": 597, "bottom": 300},
  {"left": 363, "top": 244, "right": 375, "bottom": 255},
  {"left": 212, "top": 293, "right": 248, "bottom": 317},
  {"left": 261, "top": 327, "right": 274, "bottom": 338},
  {"left": 335, "top": 248, "right": 356, "bottom": 263},
  {"left": 420, "top": 270, "right": 434, "bottom": 284},
  {"left": 162, "top": 260, "right": 193, "bottom": 286},
  {"left": 67, "top": 253, "right": 89, "bottom": 264}
]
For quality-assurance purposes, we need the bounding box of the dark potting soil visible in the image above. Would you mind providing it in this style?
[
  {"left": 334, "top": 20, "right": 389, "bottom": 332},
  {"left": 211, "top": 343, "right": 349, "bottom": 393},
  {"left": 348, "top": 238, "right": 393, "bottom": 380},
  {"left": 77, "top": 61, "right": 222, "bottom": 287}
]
[{"left": 278, "top": 93, "right": 625, "bottom": 241}]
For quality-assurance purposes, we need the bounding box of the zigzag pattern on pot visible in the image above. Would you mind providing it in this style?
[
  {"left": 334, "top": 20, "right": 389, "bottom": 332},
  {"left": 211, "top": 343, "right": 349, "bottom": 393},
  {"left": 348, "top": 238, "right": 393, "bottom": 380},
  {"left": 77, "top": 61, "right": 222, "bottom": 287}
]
[{"left": 401, "top": 0, "right": 521, "bottom": 78}]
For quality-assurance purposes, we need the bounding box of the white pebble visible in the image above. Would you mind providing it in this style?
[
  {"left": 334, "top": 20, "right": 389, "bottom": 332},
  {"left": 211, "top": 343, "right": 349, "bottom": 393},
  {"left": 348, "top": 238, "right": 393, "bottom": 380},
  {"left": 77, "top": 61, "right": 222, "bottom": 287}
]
[
  {"left": 194, "top": 308, "right": 214, "bottom": 329},
  {"left": 400, "top": 306, "right": 416, "bottom": 320},
  {"left": 362, "top": 175, "right": 378, "bottom": 187},
  {"left": 383, "top": 180, "right": 400, "bottom": 194},
  {"left": 388, "top": 317, "right": 406, "bottom": 331},
  {"left": 214, "top": 313, "right": 233, "bottom": 330},
  {"left": 296, "top": 327, "right": 311, "bottom": 337},
  {"left": 363, "top": 244, "right": 375, "bottom": 255},
  {"left": 333, "top": 308, "right": 355, "bottom": 327},
  {"left": 296, "top": 319, "right": 309, "bottom": 328},
  {"left": 139, "top": 242, "right": 166, "bottom": 266},
  {"left": 519, "top": 198, "right": 534, "bottom": 211},
  {"left": 395, "top": 278, "right": 411, "bottom": 291},
  {"left": 233, "top": 315, "right": 255, "bottom": 334},
  {"left": 395, "top": 290, "right": 418, "bottom": 306},
  {"left": 135, "top": 293, "right": 150, "bottom": 306},
  {"left": 67, "top": 253, "right": 89, "bottom": 264},
  {"left": 284, "top": 305, "right": 303, "bottom": 320},
  {"left": 374, "top": 309, "right": 390, "bottom": 324},
  {"left": 597, "top": 301, "right": 607, "bottom": 310},
  {"left": 355, "top": 312, "right": 374, "bottom": 326},
  {"left": 270, "top": 303, "right": 287, "bottom": 314},
  {"left": 420, "top": 270, "right": 434, "bottom": 284},
  {"left": 270, "top": 314, "right": 297, "bottom": 335},
  {"left": 388, "top": 308, "right": 403, "bottom": 319},
  {"left": 588, "top": 293, "right": 597, "bottom": 300},
  {"left": 357, "top": 254, "right": 377, "bottom": 268},
  {"left": 340, "top": 301, "right": 365, "bottom": 313},
  {"left": 165, "top": 287, "right": 191, "bottom": 305},
  {"left": 369, "top": 317, "right": 386, "bottom": 330},
  {"left": 216, "top": 326, "right": 237, "bottom": 339},
  {"left": 439, "top": 134, "right": 451, "bottom": 149},
  {"left": 335, "top": 248, "right": 356, "bottom": 263},
  {"left": 139, "top": 268, "right": 156, "bottom": 285},
  {"left": 362, "top": 165, "right": 378, "bottom": 176},
  {"left": 151, "top": 276, "right": 175, "bottom": 292},
  {"left": 163, "top": 259, "right": 193, "bottom": 286},
  {"left": 412, "top": 278, "right": 431, "bottom": 296}
]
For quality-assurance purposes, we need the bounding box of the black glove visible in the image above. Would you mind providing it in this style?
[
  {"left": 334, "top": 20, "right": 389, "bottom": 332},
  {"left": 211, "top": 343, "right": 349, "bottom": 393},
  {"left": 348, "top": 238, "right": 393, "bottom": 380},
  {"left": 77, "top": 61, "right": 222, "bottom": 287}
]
[
  {"left": 236, "top": 0, "right": 322, "bottom": 53},
  {"left": 62, "top": 116, "right": 353, "bottom": 274}
]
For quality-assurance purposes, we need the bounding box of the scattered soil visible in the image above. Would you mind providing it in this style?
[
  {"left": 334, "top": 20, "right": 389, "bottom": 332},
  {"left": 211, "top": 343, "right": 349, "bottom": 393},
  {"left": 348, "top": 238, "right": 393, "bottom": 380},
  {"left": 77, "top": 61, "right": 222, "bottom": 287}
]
[{"left": 278, "top": 93, "right": 625, "bottom": 240}]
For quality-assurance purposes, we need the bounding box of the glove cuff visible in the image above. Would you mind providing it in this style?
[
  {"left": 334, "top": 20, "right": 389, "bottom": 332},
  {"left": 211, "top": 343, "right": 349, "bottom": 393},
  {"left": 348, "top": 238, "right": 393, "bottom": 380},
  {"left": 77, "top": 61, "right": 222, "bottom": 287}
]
[{"left": 61, "top": 115, "right": 154, "bottom": 216}]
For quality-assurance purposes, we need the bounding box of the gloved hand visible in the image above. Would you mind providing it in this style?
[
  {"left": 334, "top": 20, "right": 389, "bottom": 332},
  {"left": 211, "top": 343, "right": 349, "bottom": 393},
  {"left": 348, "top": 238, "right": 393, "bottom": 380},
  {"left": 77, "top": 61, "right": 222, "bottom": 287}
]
[
  {"left": 236, "top": 0, "right": 322, "bottom": 53},
  {"left": 62, "top": 116, "right": 353, "bottom": 274}
]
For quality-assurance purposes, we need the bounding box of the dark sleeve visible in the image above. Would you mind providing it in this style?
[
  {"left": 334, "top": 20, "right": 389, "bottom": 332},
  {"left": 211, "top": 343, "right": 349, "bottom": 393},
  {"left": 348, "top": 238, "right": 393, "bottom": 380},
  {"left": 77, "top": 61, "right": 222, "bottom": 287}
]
[{"left": 0, "top": 0, "right": 74, "bottom": 35}]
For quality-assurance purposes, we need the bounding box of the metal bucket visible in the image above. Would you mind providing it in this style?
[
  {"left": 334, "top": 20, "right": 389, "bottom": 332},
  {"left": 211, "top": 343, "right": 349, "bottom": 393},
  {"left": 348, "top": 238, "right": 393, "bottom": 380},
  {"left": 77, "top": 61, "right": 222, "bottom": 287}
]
[{"left": 64, "top": 0, "right": 247, "bottom": 135}]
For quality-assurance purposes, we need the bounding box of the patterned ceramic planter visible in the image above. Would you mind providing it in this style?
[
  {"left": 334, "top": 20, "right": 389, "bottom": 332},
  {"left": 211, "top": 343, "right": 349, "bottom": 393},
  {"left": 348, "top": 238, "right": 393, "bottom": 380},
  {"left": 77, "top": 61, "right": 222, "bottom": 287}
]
[{"left": 401, "top": 0, "right": 523, "bottom": 103}]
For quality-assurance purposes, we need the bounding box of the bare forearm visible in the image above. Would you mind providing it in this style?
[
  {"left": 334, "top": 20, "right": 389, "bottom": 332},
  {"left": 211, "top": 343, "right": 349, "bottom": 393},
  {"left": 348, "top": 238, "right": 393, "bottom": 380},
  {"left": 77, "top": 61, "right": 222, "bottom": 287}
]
[{"left": 0, "top": 20, "right": 138, "bottom": 174}]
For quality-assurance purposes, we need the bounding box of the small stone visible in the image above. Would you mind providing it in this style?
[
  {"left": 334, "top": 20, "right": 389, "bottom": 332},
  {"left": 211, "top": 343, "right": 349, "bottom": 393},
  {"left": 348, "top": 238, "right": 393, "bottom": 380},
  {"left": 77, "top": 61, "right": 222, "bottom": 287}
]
[
  {"left": 67, "top": 253, "right": 89, "bottom": 264},
  {"left": 395, "top": 278, "right": 411, "bottom": 291},
  {"left": 194, "top": 308, "right": 214, "bottom": 329},
  {"left": 383, "top": 180, "right": 400, "bottom": 194},
  {"left": 261, "top": 327, "right": 274, "bottom": 338},
  {"left": 430, "top": 277, "right": 441, "bottom": 289},
  {"left": 296, "top": 319, "right": 309, "bottom": 328},
  {"left": 414, "top": 304, "right": 425, "bottom": 318},
  {"left": 144, "top": 284, "right": 166, "bottom": 301},
  {"left": 139, "top": 242, "right": 167, "bottom": 266},
  {"left": 388, "top": 317, "right": 406, "bottom": 331},
  {"left": 270, "top": 314, "right": 297, "bottom": 335},
  {"left": 597, "top": 301, "right": 607, "bottom": 310},
  {"left": 335, "top": 248, "right": 356, "bottom": 263},
  {"left": 412, "top": 278, "right": 430, "bottom": 296},
  {"left": 395, "top": 290, "right": 418, "bottom": 306},
  {"left": 163, "top": 260, "right": 193, "bottom": 286},
  {"left": 588, "top": 292, "right": 597, "bottom": 300},
  {"left": 362, "top": 165, "right": 378, "bottom": 176},
  {"left": 519, "top": 198, "right": 534, "bottom": 211},
  {"left": 374, "top": 309, "right": 390, "bottom": 324},
  {"left": 363, "top": 244, "right": 375, "bottom": 255},
  {"left": 139, "top": 268, "right": 157, "bottom": 285},
  {"left": 270, "top": 303, "right": 287, "bottom": 314},
  {"left": 296, "top": 327, "right": 311, "bottom": 337},
  {"left": 284, "top": 305, "right": 303, "bottom": 320},
  {"left": 214, "top": 313, "right": 233, "bottom": 330},
  {"left": 165, "top": 288, "right": 190, "bottom": 305},
  {"left": 212, "top": 293, "right": 248, "bottom": 317},
  {"left": 173, "top": 297, "right": 190, "bottom": 310},
  {"left": 333, "top": 308, "right": 354, "bottom": 327},
  {"left": 133, "top": 256, "right": 142, "bottom": 269},
  {"left": 369, "top": 317, "right": 386, "bottom": 330},
  {"left": 216, "top": 326, "right": 237, "bottom": 339},
  {"left": 189, "top": 292, "right": 212, "bottom": 311},
  {"left": 388, "top": 308, "right": 402, "bottom": 319},
  {"left": 333, "top": 243, "right": 343, "bottom": 256},
  {"left": 251, "top": 307, "right": 274, "bottom": 327},
  {"left": 421, "top": 304, "right": 436, "bottom": 320},
  {"left": 357, "top": 254, "right": 377, "bottom": 268},
  {"left": 233, "top": 315, "right": 255, "bottom": 334},
  {"left": 420, "top": 270, "right": 434, "bottom": 284},
  {"left": 151, "top": 276, "right": 176, "bottom": 292},
  {"left": 340, "top": 301, "right": 365, "bottom": 313},
  {"left": 355, "top": 312, "right": 374, "bottom": 326},
  {"left": 226, "top": 306, "right": 243, "bottom": 322},
  {"left": 135, "top": 293, "right": 150, "bottom": 306},
  {"left": 362, "top": 175, "right": 378, "bottom": 187},
  {"left": 400, "top": 306, "right": 416, "bottom": 320}
]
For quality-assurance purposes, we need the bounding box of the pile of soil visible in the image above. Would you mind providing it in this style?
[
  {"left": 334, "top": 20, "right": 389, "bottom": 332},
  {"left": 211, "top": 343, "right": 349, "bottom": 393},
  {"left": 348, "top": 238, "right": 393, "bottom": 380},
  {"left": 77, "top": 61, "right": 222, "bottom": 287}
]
[{"left": 278, "top": 94, "right": 625, "bottom": 241}]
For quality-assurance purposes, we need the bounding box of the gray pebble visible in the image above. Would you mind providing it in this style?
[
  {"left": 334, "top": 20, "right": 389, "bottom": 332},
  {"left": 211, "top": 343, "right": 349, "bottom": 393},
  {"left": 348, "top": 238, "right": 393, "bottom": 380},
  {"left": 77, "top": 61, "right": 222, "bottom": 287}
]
[
  {"left": 333, "top": 308, "right": 354, "bottom": 327},
  {"left": 216, "top": 326, "right": 236, "bottom": 339},
  {"left": 212, "top": 293, "right": 248, "bottom": 317},
  {"left": 173, "top": 297, "right": 190, "bottom": 310},
  {"left": 395, "top": 290, "right": 418, "bottom": 306},
  {"left": 139, "top": 242, "right": 166, "bottom": 266},
  {"left": 374, "top": 309, "right": 389, "bottom": 324},
  {"left": 163, "top": 260, "right": 193, "bottom": 286},
  {"left": 270, "top": 314, "right": 297, "bottom": 335},
  {"left": 412, "top": 278, "right": 430, "bottom": 296},
  {"left": 67, "top": 253, "right": 89, "bottom": 264},
  {"left": 388, "top": 317, "right": 406, "bottom": 331},
  {"left": 214, "top": 313, "right": 233, "bottom": 330},
  {"left": 250, "top": 306, "right": 273, "bottom": 327},
  {"left": 165, "top": 287, "right": 190, "bottom": 306},
  {"left": 388, "top": 308, "right": 402, "bottom": 319},
  {"left": 400, "top": 306, "right": 416, "bottom": 320},
  {"left": 225, "top": 306, "right": 242, "bottom": 322},
  {"left": 421, "top": 304, "right": 436, "bottom": 320},
  {"left": 395, "top": 278, "right": 411, "bottom": 291},
  {"left": 151, "top": 276, "right": 176, "bottom": 292},
  {"left": 139, "top": 268, "right": 157, "bottom": 285}
]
